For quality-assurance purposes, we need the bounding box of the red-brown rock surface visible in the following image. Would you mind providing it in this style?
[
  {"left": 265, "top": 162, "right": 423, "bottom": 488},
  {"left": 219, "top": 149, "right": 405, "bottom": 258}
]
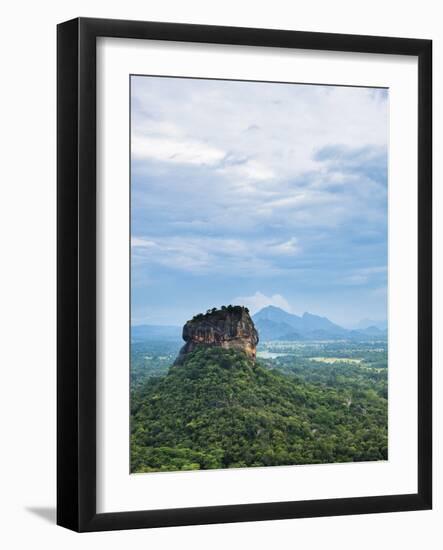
[{"left": 175, "top": 306, "right": 259, "bottom": 364}]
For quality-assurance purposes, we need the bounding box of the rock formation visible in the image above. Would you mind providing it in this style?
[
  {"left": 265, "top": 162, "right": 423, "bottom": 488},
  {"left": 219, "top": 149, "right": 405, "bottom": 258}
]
[{"left": 175, "top": 306, "right": 259, "bottom": 364}]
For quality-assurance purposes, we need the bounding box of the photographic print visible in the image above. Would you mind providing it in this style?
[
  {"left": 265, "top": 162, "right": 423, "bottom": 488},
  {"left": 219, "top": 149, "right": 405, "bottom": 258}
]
[{"left": 130, "top": 75, "right": 388, "bottom": 474}]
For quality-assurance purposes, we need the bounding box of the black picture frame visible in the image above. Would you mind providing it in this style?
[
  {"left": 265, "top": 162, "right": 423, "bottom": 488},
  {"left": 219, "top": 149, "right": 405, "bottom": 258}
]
[{"left": 57, "top": 17, "right": 432, "bottom": 532}]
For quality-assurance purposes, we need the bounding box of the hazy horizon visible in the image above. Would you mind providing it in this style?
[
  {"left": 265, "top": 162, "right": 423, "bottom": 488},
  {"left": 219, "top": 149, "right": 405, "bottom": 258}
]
[
  {"left": 130, "top": 303, "right": 387, "bottom": 331},
  {"left": 131, "top": 76, "right": 388, "bottom": 328}
]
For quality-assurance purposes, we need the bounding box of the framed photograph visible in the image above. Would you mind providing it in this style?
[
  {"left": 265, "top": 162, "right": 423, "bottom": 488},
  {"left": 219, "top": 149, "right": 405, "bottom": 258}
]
[{"left": 57, "top": 17, "right": 432, "bottom": 532}]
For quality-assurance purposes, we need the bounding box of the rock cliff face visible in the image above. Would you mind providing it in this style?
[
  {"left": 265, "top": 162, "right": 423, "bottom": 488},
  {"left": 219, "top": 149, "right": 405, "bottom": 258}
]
[{"left": 175, "top": 306, "right": 259, "bottom": 364}]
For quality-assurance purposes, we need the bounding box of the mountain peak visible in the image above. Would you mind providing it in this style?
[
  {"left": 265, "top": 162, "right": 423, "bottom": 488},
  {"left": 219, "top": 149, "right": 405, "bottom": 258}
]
[
  {"left": 260, "top": 305, "right": 289, "bottom": 313},
  {"left": 252, "top": 306, "right": 364, "bottom": 341}
]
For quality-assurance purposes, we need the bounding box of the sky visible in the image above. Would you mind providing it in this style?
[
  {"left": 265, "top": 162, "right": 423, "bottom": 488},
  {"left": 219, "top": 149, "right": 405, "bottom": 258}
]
[{"left": 131, "top": 75, "right": 388, "bottom": 328}]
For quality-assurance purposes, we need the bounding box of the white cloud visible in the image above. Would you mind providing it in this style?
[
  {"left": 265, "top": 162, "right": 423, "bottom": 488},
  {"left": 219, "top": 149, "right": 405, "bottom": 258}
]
[
  {"left": 130, "top": 77, "right": 388, "bottom": 324},
  {"left": 131, "top": 235, "right": 301, "bottom": 275},
  {"left": 267, "top": 237, "right": 300, "bottom": 256},
  {"left": 132, "top": 77, "right": 388, "bottom": 186},
  {"left": 232, "top": 291, "right": 292, "bottom": 314},
  {"left": 217, "top": 158, "right": 275, "bottom": 181},
  {"left": 131, "top": 77, "right": 388, "bottom": 239},
  {"left": 132, "top": 134, "right": 225, "bottom": 166}
]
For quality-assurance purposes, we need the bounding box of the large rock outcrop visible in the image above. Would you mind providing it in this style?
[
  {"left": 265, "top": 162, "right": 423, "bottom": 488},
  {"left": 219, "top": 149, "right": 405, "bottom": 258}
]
[{"left": 175, "top": 306, "right": 259, "bottom": 364}]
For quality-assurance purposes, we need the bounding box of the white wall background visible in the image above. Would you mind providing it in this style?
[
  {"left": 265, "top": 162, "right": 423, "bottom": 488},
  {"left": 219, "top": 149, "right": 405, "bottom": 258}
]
[{"left": 0, "top": 1, "right": 440, "bottom": 548}]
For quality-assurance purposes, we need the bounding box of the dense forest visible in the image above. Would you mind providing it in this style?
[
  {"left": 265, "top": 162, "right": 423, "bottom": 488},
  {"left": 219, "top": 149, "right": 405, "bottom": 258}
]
[{"left": 131, "top": 346, "right": 387, "bottom": 473}]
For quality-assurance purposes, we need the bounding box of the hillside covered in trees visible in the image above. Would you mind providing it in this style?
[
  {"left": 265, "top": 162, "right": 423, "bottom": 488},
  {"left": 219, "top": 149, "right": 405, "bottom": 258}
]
[{"left": 131, "top": 346, "right": 387, "bottom": 473}]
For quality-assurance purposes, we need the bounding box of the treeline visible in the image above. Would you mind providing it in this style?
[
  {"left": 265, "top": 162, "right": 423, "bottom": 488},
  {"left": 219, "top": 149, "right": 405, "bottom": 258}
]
[
  {"left": 192, "top": 305, "right": 249, "bottom": 322},
  {"left": 271, "top": 357, "right": 388, "bottom": 399}
]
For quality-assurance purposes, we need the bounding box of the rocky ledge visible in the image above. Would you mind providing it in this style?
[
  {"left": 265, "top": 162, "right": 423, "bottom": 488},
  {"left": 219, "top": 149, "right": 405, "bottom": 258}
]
[{"left": 175, "top": 305, "right": 259, "bottom": 364}]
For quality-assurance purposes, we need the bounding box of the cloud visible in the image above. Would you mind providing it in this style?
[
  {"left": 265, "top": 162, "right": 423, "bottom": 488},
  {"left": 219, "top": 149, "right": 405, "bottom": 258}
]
[
  {"left": 131, "top": 237, "right": 156, "bottom": 248},
  {"left": 130, "top": 76, "right": 388, "bottom": 324},
  {"left": 131, "top": 77, "right": 388, "bottom": 239},
  {"left": 232, "top": 291, "right": 292, "bottom": 314},
  {"left": 313, "top": 144, "right": 388, "bottom": 186},
  {"left": 267, "top": 237, "right": 300, "bottom": 256},
  {"left": 132, "top": 134, "right": 225, "bottom": 166},
  {"left": 131, "top": 235, "right": 301, "bottom": 275},
  {"left": 132, "top": 77, "right": 388, "bottom": 185},
  {"left": 217, "top": 158, "right": 275, "bottom": 181},
  {"left": 342, "top": 266, "right": 387, "bottom": 286}
]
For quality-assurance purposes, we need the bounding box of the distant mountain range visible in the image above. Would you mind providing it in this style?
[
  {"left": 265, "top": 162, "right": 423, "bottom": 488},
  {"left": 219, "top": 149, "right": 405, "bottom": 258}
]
[
  {"left": 252, "top": 306, "right": 387, "bottom": 341},
  {"left": 132, "top": 305, "right": 387, "bottom": 343},
  {"left": 352, "top": 318, "right": 388, "bottom": 331}
]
